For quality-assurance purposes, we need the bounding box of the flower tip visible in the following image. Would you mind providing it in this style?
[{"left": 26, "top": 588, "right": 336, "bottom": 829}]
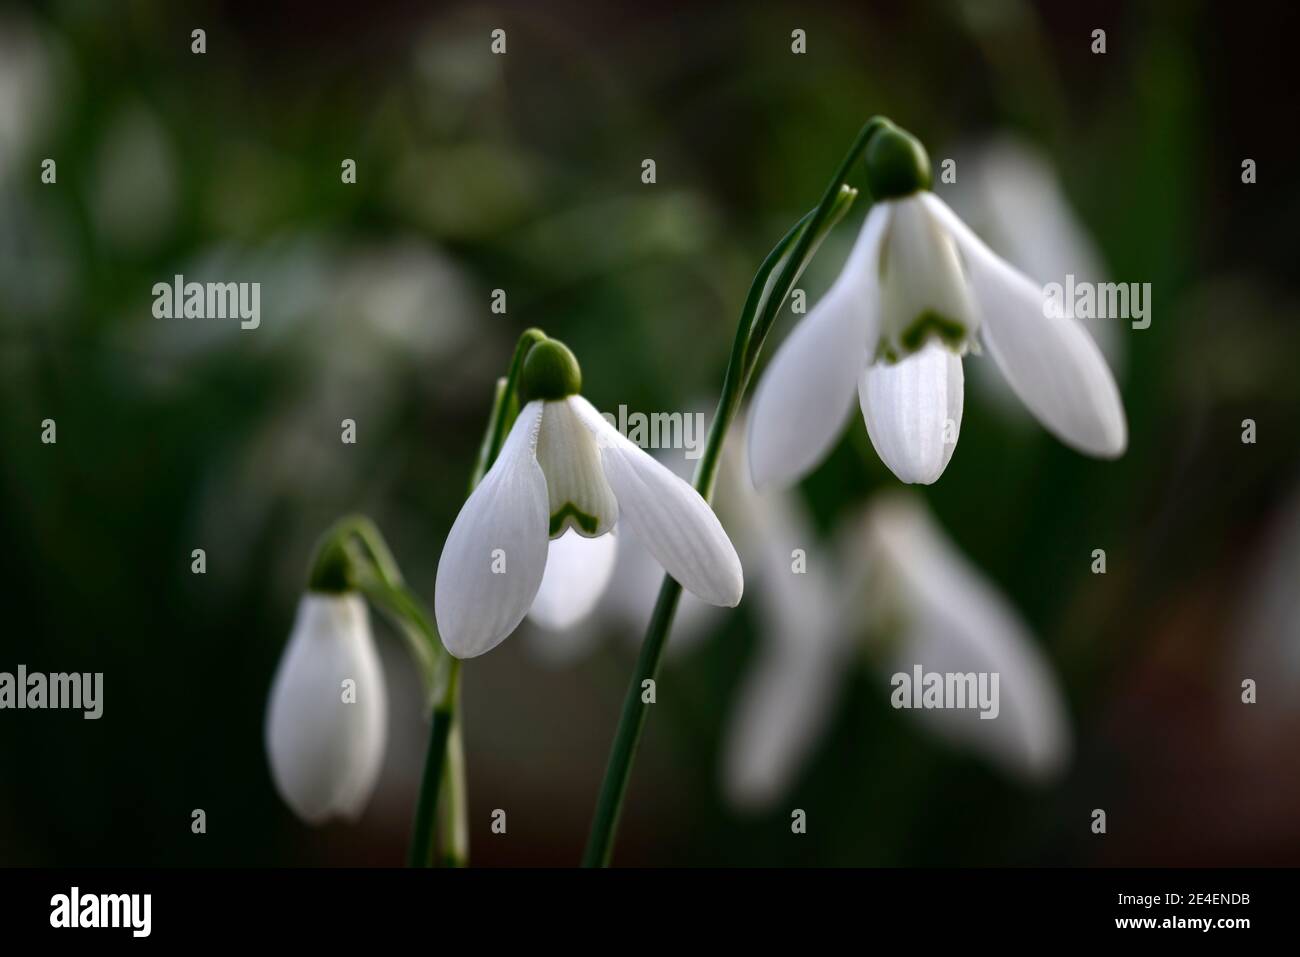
[
  {"left": 864, "top": 121, "right": 931, "bottom": 200},
  {"left": 519, "top": 337, "right": 582, "bottom": 402}
]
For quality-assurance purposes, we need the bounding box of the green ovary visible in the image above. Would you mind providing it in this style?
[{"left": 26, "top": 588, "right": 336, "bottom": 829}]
[
  {"left": 550, "top": 503, "right": 600, "bottom": 536},
  {"left": 899, "top": 310, "right": 967, "bottom": 353}
]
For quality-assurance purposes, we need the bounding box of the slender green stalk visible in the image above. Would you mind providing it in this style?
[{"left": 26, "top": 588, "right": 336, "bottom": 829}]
[
  {"left": 408, "top": 658, "right": 461, "bottom": 867},
  {"left": 581, "top": 119, "right": 885, "bottom": 867},
  {"left": 437, "top": 708, "right": 469, "bottom": 867}
]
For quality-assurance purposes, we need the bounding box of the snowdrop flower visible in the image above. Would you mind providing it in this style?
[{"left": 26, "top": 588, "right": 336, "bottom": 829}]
[
  {"left": 435, "top": 338, "right": 743, "bottom": 659},
  {"left": 748, "top": 121, "right": 1126, "bottom": 488},
  {"left": 724, "top": 492, "right": 1070, "bottom": 809},
  {"left": 265, "top": 591, "right": 388, "bottom": 824}
]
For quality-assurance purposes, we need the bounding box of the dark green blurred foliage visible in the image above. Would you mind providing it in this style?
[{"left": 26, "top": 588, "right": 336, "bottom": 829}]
[{"left": 1, "top": 0, "right": 1298, "bottom": 866}]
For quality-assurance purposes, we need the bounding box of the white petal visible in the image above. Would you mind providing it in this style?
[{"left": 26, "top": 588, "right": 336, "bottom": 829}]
[
  {"left": 528, "top": 528, "right": 619, "bottom": 631},
  {"left": 722, "top": 640, "right": 843, "bottom": 811},
  {"left": 865, "top": 495, "right": 1071, "bottom": 781},
  {"left": 265, "top": 593, "right": 388, "bottom": 824},
  {"left": 434, "top": 401, "right": 550, "bottom": 658},
  {"left": 721, "top": 461, "right": 847, "bottom": 810},
  {"left": 746, "top": 204, "right": 889, "bottom": 489},
  {"left": 536, "top": 398, "right": 618, "bottom": 537},
  {"left": 860, "top": 342, "right": 964, "bottom": 485},
  {"left": 572, "top": 396, "right": 743, "bottom": 607},
  {"left": 923, "top": 192, "right": 1127, "bottom": 457}
]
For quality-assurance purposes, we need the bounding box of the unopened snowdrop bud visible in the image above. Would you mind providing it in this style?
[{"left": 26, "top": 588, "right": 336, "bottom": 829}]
[
  {"left": 749, "top": 118, "right": 1126, "bottom": 489},
  {"left": 265, "top": 590, "right": 388, "bottom": 825},
  {"left": 436, "top": 335, "right": 743, "bottom": 659}
]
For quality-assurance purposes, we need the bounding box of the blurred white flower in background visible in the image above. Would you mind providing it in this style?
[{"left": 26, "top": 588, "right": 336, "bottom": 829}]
[
  {"left": 0, "top": 11, "right": 60, "bottom": 185},
  {"left": 0, "top": 12, "right": 76, "bottom": 319},
  {"left": 724, "top": 488, "right": 1072, "bottom": 811},
  {"left": 177, "top": 237, "right": 478, "bottom": 597},
  {"left": 265, "top": 592, "right": 388, "bottom": 824}
]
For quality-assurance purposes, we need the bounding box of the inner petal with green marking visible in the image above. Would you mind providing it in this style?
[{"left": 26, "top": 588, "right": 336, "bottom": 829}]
[
  {"left": 536, "top": 397, "right": 619, "bottom": 539},
  {"left": 876, "top": 195, "right": 977, "bottom": 360}
]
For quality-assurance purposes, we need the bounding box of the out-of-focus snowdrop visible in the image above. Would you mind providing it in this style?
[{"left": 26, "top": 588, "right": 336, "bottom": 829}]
[
  {"left": 724, "top": 491, "right": 1071, "bottom": 811},
  {"left": 0, "top": 12, "right": 60, "bottom": 184},
  {"left": 89, "top": 104, "right": 178, "bottom": 252},
  {"left": 265, "top": 592, "right": 388, "bottom": 824},
  {"left": 947, "top": 137, "right": 1123, "bottom": 415},
  {"left": 180, "top": 238, "right": 476, "bottom": 595},
  {"left": 0, "top": 14, "right": 75, "bottom": 320}
]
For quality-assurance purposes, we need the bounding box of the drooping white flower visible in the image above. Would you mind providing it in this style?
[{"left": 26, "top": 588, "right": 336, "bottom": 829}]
[
  {"left": 748, "top": 121, "right": 1126, "bottom": 488},
  {"left": 723, "top": 491, "right": 1071, "bottom": 809},
  {"left": 435, "top": 339, "right": 743, "bottom": 659},
  {"left": 265, "top": 592, "right": 388, "bottom": 825}
]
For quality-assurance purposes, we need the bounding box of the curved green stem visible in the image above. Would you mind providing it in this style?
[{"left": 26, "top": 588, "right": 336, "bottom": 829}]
[
  {"left": 408, "top": 658, "right": 462, "bottom": 867},
  {"left": 581, "top": 118, "right": 886, "bottom": 867}
]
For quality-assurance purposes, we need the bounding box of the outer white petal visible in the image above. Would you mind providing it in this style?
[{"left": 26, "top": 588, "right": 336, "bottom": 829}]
[
  {"left": 265, "top": 593, "right": 388, "bottom": 824},
  {"left": 528, "top": 528, "right": 619, "bottom": 631},
  {"left": 536, "top": 397, "right": 619, "bottom": 537},
  {"left": 922, "top": 192, "right": 1127, "bottom": 458},
  {"left": 572, "top": 396, "right": 742, "bottom": 607},
  {"left": 722, "top": 639, "right": 843, "bottom": 811},
  {"left": 434, "top": 401, "right": 550, "bottom": 658},
  {"left": 746, "top": 204, "right": 890, "bottom": 489},
  {"left": 865, "top": 495, "right": 1070, "bottom": 781},
  {"left": 860, "top": 342, "right": 964, "bottom": 485}
]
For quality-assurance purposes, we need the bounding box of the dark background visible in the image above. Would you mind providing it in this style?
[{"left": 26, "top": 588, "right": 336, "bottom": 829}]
[{"left": 1, "top": 0, "right": 1298, "bottom": 866}]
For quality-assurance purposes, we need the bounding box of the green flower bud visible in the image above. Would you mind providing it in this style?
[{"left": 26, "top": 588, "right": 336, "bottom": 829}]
[
  {"left": 519, "top": 338, "right": 582, "bottom": 402},
  {"left": 863, "top": 121, "right": 931, "bottom": 200}
]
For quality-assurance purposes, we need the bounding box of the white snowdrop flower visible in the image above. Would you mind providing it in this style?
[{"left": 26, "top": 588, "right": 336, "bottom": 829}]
[
  {"left": 265, "top": 592, "right": 388, "bottom": 825},
  {"left": 860, "top": 494, "right": 1071, "bottom": 783},
  {"left": 435, "top": 338, "right": 743, "bottom": 659},
  {"left": 748, "top": 121, "right": 1126, "bottom": 488},
  {"left": 723, "top": 490, "right": 1071, "bottom": 809}
]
